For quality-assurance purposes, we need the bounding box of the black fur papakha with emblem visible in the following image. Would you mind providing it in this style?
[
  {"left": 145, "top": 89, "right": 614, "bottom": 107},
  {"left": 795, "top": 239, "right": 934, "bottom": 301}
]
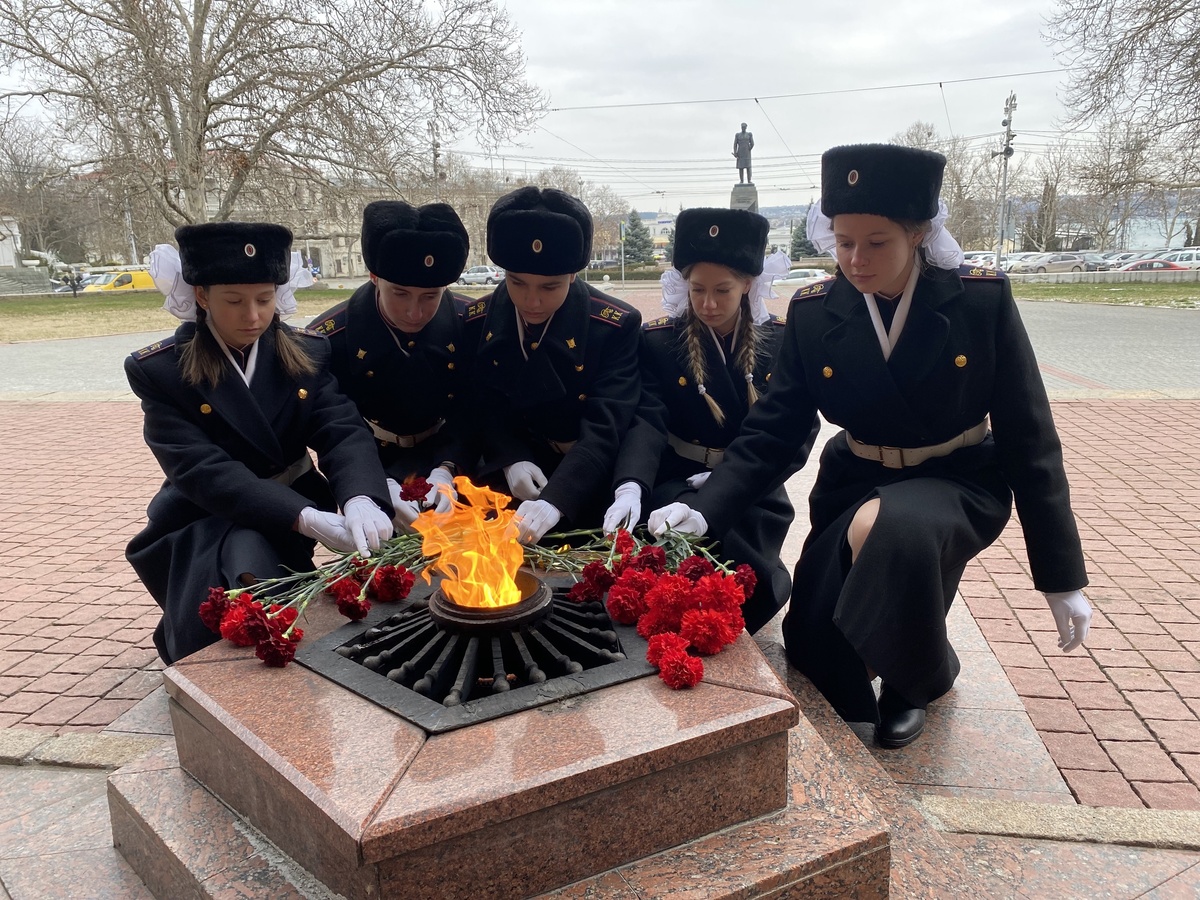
[
  {"left": 487, "top": 186, "right": 593, "bottom": 276},
  {"left": 175, "top": 222, "right": 293, "bottom": 286},
  {"left": 361, "top": 200, "right": 470, "bottom": 288},
  {"left": 672, "top": 207, "right": 770, "bottom": 276},
  {"left": 820, "top": 144, "right": 946, "bottom": 222}
]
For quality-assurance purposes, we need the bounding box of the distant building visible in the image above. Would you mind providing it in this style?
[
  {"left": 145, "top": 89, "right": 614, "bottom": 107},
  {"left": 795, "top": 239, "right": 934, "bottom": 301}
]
[{"left": 0, "top": 217, "right": 21, "bottom": 268}]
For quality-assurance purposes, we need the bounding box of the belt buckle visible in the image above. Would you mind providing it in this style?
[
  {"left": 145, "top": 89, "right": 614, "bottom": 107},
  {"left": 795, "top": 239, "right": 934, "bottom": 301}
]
[
  {"left": 878, "top": 446, "right": 904, "bottom": 469},
  {"left": 703, "top": 447, "right": 718, "bottom": 467}
]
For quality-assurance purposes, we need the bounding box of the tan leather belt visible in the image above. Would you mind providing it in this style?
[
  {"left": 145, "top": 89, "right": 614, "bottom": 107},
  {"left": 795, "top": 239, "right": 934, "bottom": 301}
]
[
  {"left": 667, "top": 432, "right": 725, "bottom": 468},
  {"left": 368, "top": 418, "right": 444, "bottom": 448},
  {"left": 547, "top": 438, "right": 577, "bottom": 455},
  {"left": 270, "top": 454, "right": 314, "bottom": 485},
  {"left": 846, "top": 420, "right": 988, "bottom": 469}
]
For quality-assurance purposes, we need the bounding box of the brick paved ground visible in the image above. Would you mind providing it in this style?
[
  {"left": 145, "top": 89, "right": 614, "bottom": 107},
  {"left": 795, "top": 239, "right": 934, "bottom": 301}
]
[
  {"left": 959, "top": 399, "right": 1200, "bottom": 811},
  {"left": 2, "top": 396, "right": 1199, "bottom": 811}
]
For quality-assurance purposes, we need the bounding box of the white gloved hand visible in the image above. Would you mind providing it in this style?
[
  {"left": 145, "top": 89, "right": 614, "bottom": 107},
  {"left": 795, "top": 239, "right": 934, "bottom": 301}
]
[
  {"left": 648, "top": 502, "right": 708, "bottom": 537},
  {"left": 425, "top": 466, "right": 457, "bottom": 513},
  {"left": 685, "top": 470, "right": 712, "bottom": 489},
  {"left": 603, "top": 481, "right": 642, "bottom": 534},
  {"left": 514, "top": 499, "right": 562, "bottom": 544},
  {"left": 343, "top": 495, "right": 394, "bottom": 556},
  {"left": 385, "top": 478, "right": 421, "bottom": 532},
  {"left": 296, "top": 507, "right": 356, "bottom": 553},
  {"left": 1045, "top": 590, "right": 1092, "bottom": 652},
  {"left": 503, "top": 461, "right": 548, "bottom": 501}
]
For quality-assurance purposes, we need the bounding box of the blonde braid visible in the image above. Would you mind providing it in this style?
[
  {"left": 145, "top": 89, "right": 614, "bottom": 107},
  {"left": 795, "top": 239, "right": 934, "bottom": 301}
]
[
  {"left": 683, "top": 308, "right": 726, "bottom": 426},
  {"left": 733, "top": 297, "right": 761, "bottom": 407}
]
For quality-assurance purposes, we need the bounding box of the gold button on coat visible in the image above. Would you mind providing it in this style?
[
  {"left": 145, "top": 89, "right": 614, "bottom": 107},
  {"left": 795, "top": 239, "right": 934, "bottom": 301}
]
[
  {"left": 297, "top": 389, "right": 308, "bottom": 399},
  {"left": 199, "top": 403, "right": 212, "bottom": 414},
  {"left": 822, "top": 366, "right": 833, "bottom": 378},
  {"left": 954, "top": 355, "right": 968, "bottom": 368},
  {"left": 678, "top": 376, "right": 687, "bottom": 386},
  {"left": 578, "top": 393, "right": 587, "bottom": 401},
  {"left": 447, "top": 362, "right": 455, "bottom": 370}
]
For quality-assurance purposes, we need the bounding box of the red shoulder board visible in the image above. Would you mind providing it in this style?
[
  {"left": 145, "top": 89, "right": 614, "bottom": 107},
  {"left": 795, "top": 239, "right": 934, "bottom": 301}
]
[
  {"left": 461, "top": 297, "right": 489, "bottom": 322},
  {"left": 769, "top": 313, "right": 786, "bottom": 327},
  {"left": 310, "top": 304, "right": 347, "bottom": 336},
  {"left": 590, "top": 301, "right": 629, "bottom": 326},
  {"left": 958, "top": 264, "right": 1006, "bottom": 280},
  {"left": 644, "top": 315, "right": 673, "bottom": 330},
  {"left": 131, "top": 336, "right": 175, "bottom": 360},
  {"left": 791, "top": 277, "right": 834, "bottom": 302}
]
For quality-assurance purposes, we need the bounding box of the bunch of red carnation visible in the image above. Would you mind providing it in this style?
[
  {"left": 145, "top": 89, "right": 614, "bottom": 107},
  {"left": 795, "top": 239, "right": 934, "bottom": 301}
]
[
  {"left": 567, "top": 530, "right": 757, "bottom": 689},
  {"left": 202, "top": 561, "right": 416, "bottom": 667}
]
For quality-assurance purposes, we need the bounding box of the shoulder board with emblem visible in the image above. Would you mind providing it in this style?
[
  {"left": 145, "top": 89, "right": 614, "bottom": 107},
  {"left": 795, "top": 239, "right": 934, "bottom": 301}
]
[
  {"left": 293, "top": 327, "right": 330, "bottom": 340},
  {"left": 958, "top": 264, "right": 1006, "bottom": 280},
  {"left": 589, "top": 298, "right": 631, "bottom": 326},
  {"left": 791, "top": 277, "right": 834, "bottom": 302},
  {"left": 459, "top": 295, "right": 489, "bottom": 322},
  {"left": 768, "top": 313, "right": 786, "bottom": 327},
  {"left": 643, "top": 315, "right": 674, "bottom": 330},
  {"left": 131, "top": 336, "right": 176, "bottom": 360},
  {"left": 310, "top": 302, "right": 348, "bottom": 337}
]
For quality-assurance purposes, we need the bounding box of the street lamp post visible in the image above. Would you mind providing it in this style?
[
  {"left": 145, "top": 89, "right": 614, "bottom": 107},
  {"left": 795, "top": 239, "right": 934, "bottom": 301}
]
[{"left": 993, "top": 93, "right": 1017, "bottom": 264}]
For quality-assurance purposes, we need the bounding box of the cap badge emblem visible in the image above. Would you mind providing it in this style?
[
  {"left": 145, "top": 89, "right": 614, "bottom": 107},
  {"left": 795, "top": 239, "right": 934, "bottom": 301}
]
[
  {"left": 709, "top": 225, "right": 719, "bottom": 237},
  {"left": 847, "top": 169, "right": 860, "bottom": 186},
  {"left": 244, "top": 243, "right": 257, "bottom": 257},
  {"left": 532, "top": 238, "right": 544, "bottom": 253},
  {"left": 424, "top": 254, "right": 435, "bottom": 267}
]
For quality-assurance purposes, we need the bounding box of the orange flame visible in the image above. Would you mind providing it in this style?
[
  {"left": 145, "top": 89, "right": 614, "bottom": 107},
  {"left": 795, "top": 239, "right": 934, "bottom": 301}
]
[{"left": 412, "top": 477, "right": 524, "bottom": 608}]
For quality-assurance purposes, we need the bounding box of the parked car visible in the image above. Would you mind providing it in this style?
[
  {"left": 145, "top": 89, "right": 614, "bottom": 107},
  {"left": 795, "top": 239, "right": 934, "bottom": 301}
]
[
  {"left": 457, "top": 265, "right": 505, "bottom": 286},
  {"left": 1159, "top": 249, "right": 1200, "bottom": 269},
  {"left": 1010, "top": 252, "right": 1086, "bottom": 274},
  {"left": 1115, "top": 259, "right": 1188, "bottom": 272},
  {"left": 1079, "top": 253, "right": 1111, "bottom": 272},
  {"left": 1002, "top": 252, "right": 1037, "bottom": 271},
  {"left": 776, "top": 267, "right": 828, "bottom": 285},
  {"left": 52, "top": 273, "right": 100, "bottom": 293},
  {"left": 1103, "top": 251, "right": 1139, "bottom": 266},
  {"left": 81, "top": 270, "right": 155, "bottom": 292}
]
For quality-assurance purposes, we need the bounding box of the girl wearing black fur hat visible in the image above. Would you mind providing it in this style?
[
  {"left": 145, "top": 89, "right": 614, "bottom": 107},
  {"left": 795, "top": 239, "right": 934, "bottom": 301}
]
[
  {"left": 649, "top": 144, "right": 1092, "bottom": 749},
  {"left": 603, "top": 207, "right": 815, "bottom": 633},
  {"left": 125, "top": 222, "right": 393, "bottom": 664}
]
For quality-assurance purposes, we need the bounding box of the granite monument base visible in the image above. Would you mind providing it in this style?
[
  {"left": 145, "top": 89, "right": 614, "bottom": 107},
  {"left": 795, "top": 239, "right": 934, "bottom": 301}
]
[
  {"left": 730, "top": 183, "right": 759, "bottom": 213},
  {"left": 108, "top": 601, "right": 891, "bottom": 898}
]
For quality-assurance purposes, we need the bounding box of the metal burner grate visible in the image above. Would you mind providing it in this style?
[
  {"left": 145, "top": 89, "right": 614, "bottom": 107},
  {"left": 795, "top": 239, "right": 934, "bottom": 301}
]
[{"left": 296, "top": 578, "right": 653, "bottom": 733}]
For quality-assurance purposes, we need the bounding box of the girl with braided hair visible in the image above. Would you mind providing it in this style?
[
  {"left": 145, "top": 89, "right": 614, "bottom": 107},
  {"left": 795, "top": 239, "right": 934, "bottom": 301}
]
[{"left": 604, "top": 208, "right": 815, "bottom": 632}]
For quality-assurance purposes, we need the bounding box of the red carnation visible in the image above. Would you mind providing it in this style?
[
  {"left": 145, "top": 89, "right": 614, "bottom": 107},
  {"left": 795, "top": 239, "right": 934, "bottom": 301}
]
[
  {"left": 657, "top": 648, "right": 704, "bottom": 689},
  {"left": 692, "top": 573, "right": 746, "bottom": 617},
  {"left": 646, "top": 632, "right": 689, "bottom": 667},
  {"left": 266, "top": 604, "right": 300, "bottom": 638},
  {"left": 567, "top": 561, "right": 616, "bottom": 603},
  {"left": 370, "top": 565, "right": 416, "bottom": 602},
  {"left": 605, "top": 568, "right": 658, "bottom": 624},
  {"left": 326, "top": 576, "right": 363, "bottom": 603},
  {"left": 676, "top": 555, "right": 715, "bottom": 582},
  {"left": 640, "top": 572, "right": 698, "bottom": 633},
  {"left": 734, "top": 564, "right": 758, "bottom": 599},
  {"left": 400, "top": 477, "right": 432, "bottom": 503},
  {"left": 255, "top": 632, "right": 301, "bottom": 667},
  {"left": 628, "top": 545, "right": 668, "bottom": 574},
  {"left": 613, "top": 529, "right": 635, "bottom": 557},
  {"left": 336, "top": 593, "right": 371, "bottom": 621},
  {"left": 219, "top": 594, "right": 269, "bottom": 646},
  {"left": 637, "top": 605, "right": 679, "bottom": 639},
  {"left": 680, "top": 607, "right": 740, "bottom": 655},
  {"left": 199, "top": 587, "right": 231, "bottom": 633}
]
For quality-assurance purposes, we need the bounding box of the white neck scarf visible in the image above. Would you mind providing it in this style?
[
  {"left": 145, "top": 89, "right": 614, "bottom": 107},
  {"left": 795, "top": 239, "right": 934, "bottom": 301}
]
[
  {"left": 515, "top": 306, "right": 557, "bottom": 362},
  {"left": 206, "top": 317, "right": 260, "bottom": 387},
  {"left": 863, "top": 255, "right": 920, "bottom": 361}
]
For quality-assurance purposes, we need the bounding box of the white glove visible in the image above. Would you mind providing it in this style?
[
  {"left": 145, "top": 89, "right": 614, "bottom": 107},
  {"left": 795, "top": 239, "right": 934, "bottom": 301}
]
[
  {"left": 386, "top": 478, "right": 422, "bottom": 532},
  {"left": 648, "top": 502, "right": 708, "bottom": 537},
  {"left": 1045, "top": 590, "right": 1092, "bottom": 652},
  {"left": 296, "top": 507, "right": 356, "bottom": 553},
  {"left": 504, "top": 461, "right": 548, "bottom": 501},
  {"left": 343, "top": 495, "right": 394, "bottom": 556},
  {"left": 514, "top": 499, "right": 562, "bottom": 544},
  {"left": 685, "top": 470, "right": 712, "bottom": 489},
  {"left": 603, "top": 482, "right": 642, "bottom": 534},
  {"left": 426, "top": 466, "right": 457, "bottom": 514}
]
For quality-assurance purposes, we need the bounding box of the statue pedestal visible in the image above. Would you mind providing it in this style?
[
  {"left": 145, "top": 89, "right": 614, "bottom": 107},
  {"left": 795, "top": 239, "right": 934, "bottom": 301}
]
[{"left": 730, "top": 183, "right": 759, "bottom": 213}]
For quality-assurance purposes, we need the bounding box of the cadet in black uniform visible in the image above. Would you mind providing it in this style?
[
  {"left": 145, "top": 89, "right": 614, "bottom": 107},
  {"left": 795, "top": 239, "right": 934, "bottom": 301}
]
[
  {"left": 311, "top": 201, "right": 483, "bottom": 526},
  {"left": 604, "top": 208, "right": 812, "bottom": 633},
  {"left": 473, "top": 186, "right": 642, "bottom": 543},
  {"left": 126, "top": 222, "right": 393, "bottom": 665},
  {"left": 651, "top": 145, "right": 1092, "bottom": 748}
]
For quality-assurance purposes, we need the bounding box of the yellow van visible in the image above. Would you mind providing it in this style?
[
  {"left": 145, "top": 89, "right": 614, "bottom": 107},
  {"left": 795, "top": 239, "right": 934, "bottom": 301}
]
[{"left": 83, "top": 270, "right": 156, "bottom": 292}]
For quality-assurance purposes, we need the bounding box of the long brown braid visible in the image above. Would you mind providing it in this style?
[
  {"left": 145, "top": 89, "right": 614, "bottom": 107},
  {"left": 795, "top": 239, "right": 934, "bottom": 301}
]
[
  {"left": 682, "top": 306, "right": 727, "bottom": 426},
  {"left": 733, "top": 299, "right": 763, "bottom": 407},
  {"left": 680, "top": 275, "right": 762, "bottom": 425}
]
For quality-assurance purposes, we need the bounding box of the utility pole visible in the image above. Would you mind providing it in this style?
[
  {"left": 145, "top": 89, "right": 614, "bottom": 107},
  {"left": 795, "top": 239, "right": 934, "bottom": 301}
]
[
  {"left": 428, "top": 121, "right": 441, "bottom": 201},
  {"left": 992, "top": 93, "right": 1017, "bottom": 264},
  {"left": 619, "top": 219, "right": 626, "bottom": 286}
]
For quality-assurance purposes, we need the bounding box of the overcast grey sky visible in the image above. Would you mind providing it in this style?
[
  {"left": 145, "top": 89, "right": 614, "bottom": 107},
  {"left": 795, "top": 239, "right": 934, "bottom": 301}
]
[{"left": 453, "top": 0, "right": 1076, "bottom": 211}]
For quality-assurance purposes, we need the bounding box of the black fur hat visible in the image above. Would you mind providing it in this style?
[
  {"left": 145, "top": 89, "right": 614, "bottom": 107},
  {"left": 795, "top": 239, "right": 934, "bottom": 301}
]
[
  {"left": 361, "top": 200, "right": 469, "bottom": 287},
  {"left": 175, "top": 222, "right": 292, "bottom": 286},
  {"left": 672, "top": 208, "right": 769, "bottom": 276},
  {"left": 486, "top": 186, "right": 592, "bottom": 275},
  {"left": 820, "top": 144, "right": 946, "bottom": 221}
]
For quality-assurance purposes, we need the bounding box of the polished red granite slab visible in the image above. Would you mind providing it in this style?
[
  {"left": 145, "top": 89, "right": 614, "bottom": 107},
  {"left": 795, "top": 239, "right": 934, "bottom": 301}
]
[{"left": 155, "top": 597, "right": 808, "bottom": 898}]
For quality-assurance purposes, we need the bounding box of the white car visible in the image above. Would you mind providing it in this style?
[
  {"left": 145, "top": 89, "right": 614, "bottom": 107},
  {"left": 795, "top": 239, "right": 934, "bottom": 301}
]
[
  {"left": 457, "top": 265, "right": 505, "bottom": 286},
  {"left": 1159, "top": 249, "right": 1200, "bottom": 269},
  {"left": 776, "top": 268, "right": 828, "bottom": 285}
]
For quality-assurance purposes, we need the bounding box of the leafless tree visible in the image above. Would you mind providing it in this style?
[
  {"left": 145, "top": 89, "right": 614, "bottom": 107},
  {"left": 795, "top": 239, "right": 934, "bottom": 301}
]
[
  {"left": 1071, "top": 120, "right": 1154, "bottom": 249},
  {"left": 0, "top": 0, "right": 545, "bottom": 228},
  {"left": 1047, "top": 1, "right": 1200, "bottom": 146}
]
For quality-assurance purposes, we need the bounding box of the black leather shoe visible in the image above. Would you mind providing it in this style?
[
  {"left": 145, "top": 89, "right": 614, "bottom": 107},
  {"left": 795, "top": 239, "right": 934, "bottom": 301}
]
[{"left": 875, "top": 685, "right": 926, "bottom": 749}]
